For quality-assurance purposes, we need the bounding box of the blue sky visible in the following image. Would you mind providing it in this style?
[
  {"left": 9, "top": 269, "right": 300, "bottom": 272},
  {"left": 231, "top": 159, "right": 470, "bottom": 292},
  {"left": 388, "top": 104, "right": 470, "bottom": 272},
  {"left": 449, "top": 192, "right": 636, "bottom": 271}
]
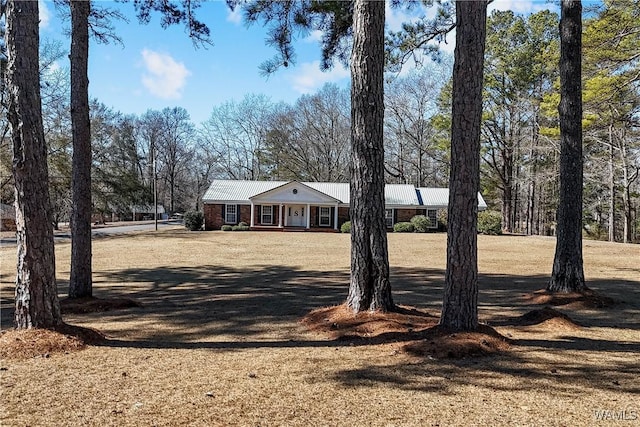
[{"left": 39, "top": 0, "right": 561, "bottom": 125}]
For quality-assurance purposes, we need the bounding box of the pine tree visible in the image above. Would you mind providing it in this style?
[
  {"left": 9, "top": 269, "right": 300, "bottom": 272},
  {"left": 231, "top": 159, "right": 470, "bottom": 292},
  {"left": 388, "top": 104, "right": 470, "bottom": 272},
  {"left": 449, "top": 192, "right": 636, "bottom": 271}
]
[
  {"left": 548, "top": 0, "right": 587, "bottom": 293},
  {"left": 440, "top": 0, "right": 488, "bottom": 330},
  {"left": 6, "top": 0, "right": 62, "bottom": 328},
  {"left": 69, "top": 0, "right": 93, "bottom": 298}
]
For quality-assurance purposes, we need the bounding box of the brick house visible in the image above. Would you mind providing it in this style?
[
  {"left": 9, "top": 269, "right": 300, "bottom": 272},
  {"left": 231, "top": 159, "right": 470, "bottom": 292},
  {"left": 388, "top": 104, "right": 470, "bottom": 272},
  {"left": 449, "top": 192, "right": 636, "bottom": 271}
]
[{"left": 202, "top": 180, "right": 487, "bottom": 231}]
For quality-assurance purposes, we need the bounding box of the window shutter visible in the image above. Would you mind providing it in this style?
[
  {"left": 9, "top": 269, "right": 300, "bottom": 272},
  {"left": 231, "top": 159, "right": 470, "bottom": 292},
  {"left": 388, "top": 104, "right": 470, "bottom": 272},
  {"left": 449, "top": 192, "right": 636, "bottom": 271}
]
[
  {"left": 330, "top": 207, "right": 335, "bottom": 228},
  {"left": 236, "top": 204, "right": 241, "bottom": 224},
  {"left": 393, "top": 209, "right": 398, "bottom": 225},
  {"left": 257, "top": 205, "right": 262, "bottom": 224}
]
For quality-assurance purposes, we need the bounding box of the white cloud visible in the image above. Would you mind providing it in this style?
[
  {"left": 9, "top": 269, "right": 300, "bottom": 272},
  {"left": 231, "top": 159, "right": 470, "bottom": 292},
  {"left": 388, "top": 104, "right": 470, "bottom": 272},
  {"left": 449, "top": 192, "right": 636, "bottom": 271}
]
[
  {"left": 226, "top": 7, "right": 243, "bottom": 25},
  {"left": 386, "top": 0, "right": 438, "bottom": 33},
  {"left": 47, "top": 61, "right": 60, "bottom": 73},
  {"left": 303, "top": 30, "right": 324, "bottom": 44},
  {"left": 140, "top": 49, "right": 191, "bottom": 99},
  {"left": 386, "top": 2, "right": 413, "bottom": 33},
  {"left": 489, "top": 0, "right": 553, "bottom": 14},
  {"left": 290, "top": 61, "right": 350, "bottom": 94},
  {"left": 39, "top": 0, "right": 51, "bottom": 28},
  {"left": 439, "top": 29, "right": 455, "bottom": 54}
]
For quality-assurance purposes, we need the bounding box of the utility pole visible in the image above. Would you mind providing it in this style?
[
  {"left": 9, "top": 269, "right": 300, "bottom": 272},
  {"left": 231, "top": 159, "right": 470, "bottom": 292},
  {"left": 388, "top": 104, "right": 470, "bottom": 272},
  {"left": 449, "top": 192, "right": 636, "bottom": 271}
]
[{"left": 152, "top": 138, "right": 158, "bottom": 231}]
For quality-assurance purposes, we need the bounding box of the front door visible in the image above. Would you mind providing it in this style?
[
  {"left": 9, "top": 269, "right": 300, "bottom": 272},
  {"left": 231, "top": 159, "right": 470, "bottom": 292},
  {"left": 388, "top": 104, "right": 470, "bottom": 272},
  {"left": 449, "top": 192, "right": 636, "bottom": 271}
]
[{"left": 287, "top": 205, "right": 305, "bottom": 227}]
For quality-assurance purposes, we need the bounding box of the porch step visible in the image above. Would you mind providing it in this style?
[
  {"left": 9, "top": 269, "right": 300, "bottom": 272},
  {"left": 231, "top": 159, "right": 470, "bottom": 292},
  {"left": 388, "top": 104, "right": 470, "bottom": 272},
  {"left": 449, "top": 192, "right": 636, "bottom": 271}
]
[
  {"left": 249, "top": 226, "right": 339, "bottom": 233},
  {"left": 283, "top": 227, "right": 339, "bottom": 233}
]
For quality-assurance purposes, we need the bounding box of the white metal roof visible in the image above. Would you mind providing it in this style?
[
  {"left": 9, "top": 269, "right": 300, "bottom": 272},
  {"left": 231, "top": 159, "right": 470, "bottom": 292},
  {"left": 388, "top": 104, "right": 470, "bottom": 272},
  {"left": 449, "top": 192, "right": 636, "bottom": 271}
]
[
  {"left": 203, "top": 180, "right": 486, "bottom": 209},
  {"left": 304, "top": 182, "right": 350, "bottom": 204},
  {"left": 384, "top": 184, "right": 420, "bottom": 206},
  {"left": 202, "top": 180, "right": 288, "bottom": 203},
  {"left": 308, "top": 183, "right": 420, "bottom": 206},
  {"left": 417, "top": 188, "right": 488, "bottom": 210},
  {"left": 416, "top": 188, "right": 449, "bottom": 208}
]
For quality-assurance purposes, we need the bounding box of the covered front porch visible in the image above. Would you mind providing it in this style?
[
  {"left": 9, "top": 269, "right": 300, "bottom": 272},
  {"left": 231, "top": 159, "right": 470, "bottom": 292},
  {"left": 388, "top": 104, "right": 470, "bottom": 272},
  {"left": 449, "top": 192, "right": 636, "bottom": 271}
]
[{"left": 248, "top": 182, "right": 342, "bottom": 231}]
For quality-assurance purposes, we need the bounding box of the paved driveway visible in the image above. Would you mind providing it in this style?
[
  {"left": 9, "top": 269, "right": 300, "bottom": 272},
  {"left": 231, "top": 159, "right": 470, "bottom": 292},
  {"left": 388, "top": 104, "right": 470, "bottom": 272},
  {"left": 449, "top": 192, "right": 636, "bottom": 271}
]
[{"left": 0, "top": 220, "right": 184, "bottom": 246}]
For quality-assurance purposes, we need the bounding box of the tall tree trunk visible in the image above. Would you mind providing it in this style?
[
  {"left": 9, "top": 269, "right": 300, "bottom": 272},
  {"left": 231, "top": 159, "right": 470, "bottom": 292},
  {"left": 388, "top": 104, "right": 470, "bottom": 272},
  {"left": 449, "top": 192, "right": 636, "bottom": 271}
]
[
  {"left": 526, "top": 180, "right": 535, "bottom": 234},
  {"left": 170, "top": 172, "right": 175, "bottom": 213},
  {"left": 440, "top": 0, "right": 487, "bottom": 331},
  {"left": 513, "top": 125, "right": 522, "bottom": 233},
  {"left": 69, "top": 0, "right": 93, "bottom": 298},
  {"left": 549, "top": 0, "right": 586, "bottom": 293},
  {"left": 608, "top": 124, "right": 615, "bottom": 242},
  {"left": 619, "top": 141, "right": 637, "bottom": 244},
  {"left": 346, "top": 0, "right": 393, "bottom": 313},
  {"left": 526, "top": 113, "right": 539, "bottom": 235},
  {"left": 502, "top": 183, "right": 512, "bottom": 233},
  {"left": 6, "top": 0, "right": 62, "bottom": 328}
]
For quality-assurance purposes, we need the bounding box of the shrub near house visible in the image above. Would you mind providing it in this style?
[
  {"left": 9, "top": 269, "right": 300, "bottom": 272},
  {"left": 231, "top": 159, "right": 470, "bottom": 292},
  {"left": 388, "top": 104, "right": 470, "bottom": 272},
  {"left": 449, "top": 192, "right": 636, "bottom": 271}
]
[
  {"left": 184, "top": 211, "right": 204, "bottom": 231},
  {"left": 478, "top": 211, "right": 502, "bottom": 235},
  {"left": 393, "top": 222, "right": 415, "bottom": 232},
  {"left": 410, "top": 215, "right": 431, "bottom": 232}
]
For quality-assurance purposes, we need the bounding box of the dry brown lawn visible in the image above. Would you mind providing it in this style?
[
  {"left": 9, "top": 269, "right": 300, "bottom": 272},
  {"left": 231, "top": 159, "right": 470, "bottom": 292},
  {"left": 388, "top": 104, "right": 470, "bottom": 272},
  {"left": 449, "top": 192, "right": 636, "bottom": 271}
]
[{"left": 1, "top": 229, "right": 639, "bottom": 426}]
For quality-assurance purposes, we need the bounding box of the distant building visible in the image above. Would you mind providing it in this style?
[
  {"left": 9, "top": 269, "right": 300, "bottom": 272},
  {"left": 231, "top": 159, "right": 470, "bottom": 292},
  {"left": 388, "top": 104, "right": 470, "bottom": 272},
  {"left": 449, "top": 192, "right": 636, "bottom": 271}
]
[
  {"left": 131, "top": 205, "right": 166, "bottom": 221},
  {"left": 0, "top": 203, "right": 16, "bottom": 231}
]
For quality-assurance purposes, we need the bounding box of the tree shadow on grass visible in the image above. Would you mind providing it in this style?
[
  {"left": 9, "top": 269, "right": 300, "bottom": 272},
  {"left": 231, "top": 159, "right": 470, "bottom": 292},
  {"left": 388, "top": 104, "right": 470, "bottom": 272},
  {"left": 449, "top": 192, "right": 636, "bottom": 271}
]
[
  {"left": 3, "top": 262, "right": 638, "bottom": 396},
  {"left": 2, "top": 263, "right": 638, "bottom": 344},
  {"left": 329, "top": 346, "right": 640, "bottom": 396},
  {"left": 3, "top": 262, "right": 638, "bottom": 331}
]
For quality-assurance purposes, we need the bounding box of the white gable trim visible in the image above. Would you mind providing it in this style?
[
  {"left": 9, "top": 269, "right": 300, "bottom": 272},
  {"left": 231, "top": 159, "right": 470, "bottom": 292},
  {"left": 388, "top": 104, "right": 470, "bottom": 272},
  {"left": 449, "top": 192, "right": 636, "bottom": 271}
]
[{"left": 250, "top": 181, "right": 340, "bottom": 204}]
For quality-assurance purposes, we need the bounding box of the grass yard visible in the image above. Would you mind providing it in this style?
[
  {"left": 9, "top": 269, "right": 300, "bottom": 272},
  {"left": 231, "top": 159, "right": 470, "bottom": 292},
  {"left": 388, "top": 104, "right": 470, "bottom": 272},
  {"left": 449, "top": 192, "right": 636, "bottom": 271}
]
[{"left": 1, "top": 229, "right": 639, "bottom": 426}]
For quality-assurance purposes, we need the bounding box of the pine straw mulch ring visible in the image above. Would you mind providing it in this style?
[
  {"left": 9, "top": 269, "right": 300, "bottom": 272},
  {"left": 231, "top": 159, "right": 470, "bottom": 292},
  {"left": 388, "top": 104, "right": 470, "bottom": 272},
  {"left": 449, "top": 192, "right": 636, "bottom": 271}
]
[
  {"left": 513, "top": 306, "right": 582, "bottom": 330},
  {"left": 1, "top": 297, "right": 138, "bottom": 360},
  {"left": 301, "top": 304, "right": 511, "bottom": 359},
  {"left": 0, "top": 323, "right": 105, "bottom": 360},
  {"left": 523, "top": 288, "right": 616, "bottom": 309}
]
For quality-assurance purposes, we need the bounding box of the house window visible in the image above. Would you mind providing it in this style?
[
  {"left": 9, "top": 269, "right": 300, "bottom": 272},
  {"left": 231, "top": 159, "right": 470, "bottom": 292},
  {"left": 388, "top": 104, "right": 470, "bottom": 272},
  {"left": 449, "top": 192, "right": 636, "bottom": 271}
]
[
  {"left": 427, "top": 209, "right": 438, "bottom": 229},
  {"left": 319, "top": 207, "right": 331, "bottom": 227},
  {"left": 385, "top": 209, "right": 394, "bottom": 228},
  {"left": 262, "top": 205, "right": 273, "bottom": 225},
  {"left": 225, "top": 204, "right": 237, "bottom": 224}
]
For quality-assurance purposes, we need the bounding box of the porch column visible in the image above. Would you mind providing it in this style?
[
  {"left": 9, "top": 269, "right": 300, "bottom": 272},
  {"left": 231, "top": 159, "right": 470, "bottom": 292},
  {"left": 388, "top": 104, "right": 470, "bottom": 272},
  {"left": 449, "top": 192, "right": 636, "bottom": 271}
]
[
  {"left": 306, "top": 203, "right": 311, "bottom": 229},
  {"left": 334, "top": 203, "right": 339, "bottom": 230},
  {"left": 250, "top": 202, "right": 255, "bottom": 227},
  {"left": 278, "top": 204, "right": 283, "bottom": 228}
]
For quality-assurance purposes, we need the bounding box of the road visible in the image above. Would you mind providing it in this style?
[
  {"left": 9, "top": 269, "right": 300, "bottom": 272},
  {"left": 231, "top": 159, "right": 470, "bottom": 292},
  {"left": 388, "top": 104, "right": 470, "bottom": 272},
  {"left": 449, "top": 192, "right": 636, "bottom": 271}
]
[
  {"left": 91, "top": 220, "right": 183, "bottom": 236},
  {"left": 0, "top": 220, "right": 184, "bottom": 246}
]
